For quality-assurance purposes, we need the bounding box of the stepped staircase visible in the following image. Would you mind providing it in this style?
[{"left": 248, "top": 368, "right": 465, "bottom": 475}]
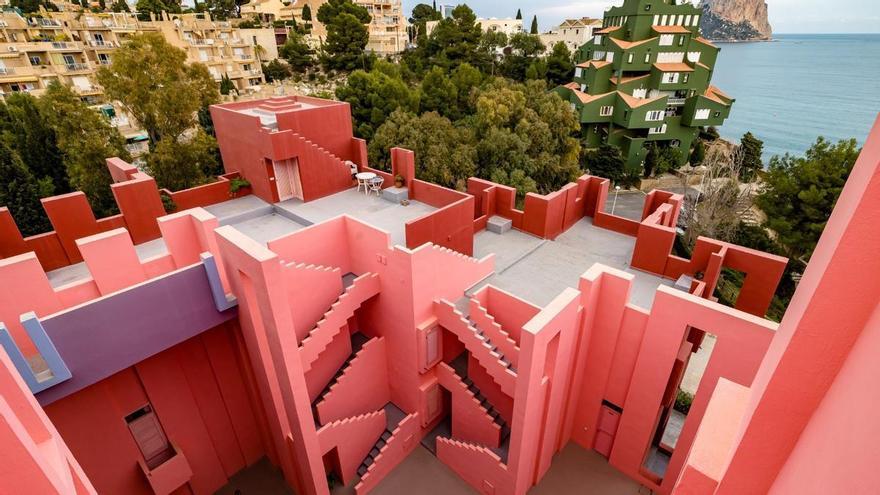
[
  {"left": 311, "top": 332, "right": 370, "bottom": 426},
  {"left": 435, "top": 299, "right": 518, "bottom": 397},
  {"left": 356, "top": 403, "right": 407, "bottom": 477},
  {"left": 298, "top": 272, "right": 380, "bottom": 372},
  {"left": 450, "top": 353, "right": 511, "bottom": 443}
]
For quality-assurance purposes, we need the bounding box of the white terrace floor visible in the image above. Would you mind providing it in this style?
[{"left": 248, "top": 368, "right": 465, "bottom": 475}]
[{"left": 471, "top": 218, "right": 675, "bottom": 310}]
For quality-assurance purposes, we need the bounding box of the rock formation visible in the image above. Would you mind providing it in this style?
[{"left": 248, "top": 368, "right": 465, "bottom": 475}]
[{"left": 700, "top": 0, "right": 772, "bottom": 41}]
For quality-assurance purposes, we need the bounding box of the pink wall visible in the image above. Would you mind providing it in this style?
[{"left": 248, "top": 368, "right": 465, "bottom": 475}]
[
  {"left": 316, "top": 411, "right": 385, "bottom": 485},
  {"left": 315, "top": 338, "right": 391, "bottom": 425},
  {"left": 437, "top": 362, "right": 501, "bottom": 447},
  {"left": 354, "top": 413, "right": 421, "bottom": 495},
  {"left": 43, "top": 321, "right": 266, "bottom": 495}
]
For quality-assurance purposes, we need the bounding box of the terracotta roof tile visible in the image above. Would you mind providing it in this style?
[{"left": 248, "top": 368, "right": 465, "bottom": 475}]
[
  {"left": 653, "top": 62, "right": 694, "bottom": 72},
  {"left": 594, "top": 26, "right": 621, "bottom": 34},
  {"left": 576, "top": 60, "right": 611, "bottom": 69},
  {"left": 617, "top": 91, "right": 664, "bottom": 108},
  {"left": 652, "top": 25, "right": 691, "bottom": 34},
  {"left": 610, "top": 37, "right": 656, "bottom": 49}
]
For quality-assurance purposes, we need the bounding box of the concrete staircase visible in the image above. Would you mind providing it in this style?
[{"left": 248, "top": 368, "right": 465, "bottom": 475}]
[
  {"left": 311, "top": 332, "right": 370, "bottom": 425},
  {"left": 449, "top": 354, "right": 511, "bottom": 444},
  {"left": 356, "top": 403, "right": 407, "bottom": 478},
  {"left": 299, "top": 272, "right": 380, "bottom": 372},
  {"left": 435, "top": 299, "right": 518, "bottom": 397}
]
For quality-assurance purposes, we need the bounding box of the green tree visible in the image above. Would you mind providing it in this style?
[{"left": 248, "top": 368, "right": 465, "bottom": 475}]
[
  {"left": 472, "top": 79, "right": 580, "bottom": 196},
  {"left": 98, "top": 33, "right": 218, "bottom": 144},
  {"left": 146, "top": 130, "right": 218, "bottom": 191},
  {"left": 320, "top": 11, "right": 371, "bottom": 71},
  {"left": 11, "top": 0, "right": 57, "bottom": 13},
  {"left": 301, "top": 3, "right": 312, "bottom": 21},
  {"left": 262, "top": 59, "right": 292, "bottom": 82},
  {"left": 279, "top": 31, "right": 315, "bottom": 72},
  {"left": 335, "top": 60, "right": 420, "bottom": 139},
  {"left": 515, "top": 8, "right": 522, "bottom": 20},
  {"left": 410, "top": 2, "right": 441, "bottom": 38},
  {"left": 39, "top": 83, "right": 129, "bottom": 216},
  {"left": 501, "top": 32, "right": 545, "bottom": 82},
  {"left": 0, "top": 93, "right": 68, "bottom": 195},
  {"left": 690, "top": 139, "right": 706, "bottom": 165},
  {"left": 530, "top": 15, "right": 538, "bottom": 34},
  {"left": 448, "top": 62, "right": 482, "bottom": 118},
  {"left": 369, "top": 110, "right": 477, "bottom": 189},
  {"left": 204, "top": 0, "right": 237, "bottom": 19},
  {"left": 739, "top": 131, "right": 763, "bottom": 180},
  {"left": 756, "top": 137, "right": 860, "bottom": 261},
  {"left": 419, "top": 66, "right": 457, "bottom": 117},
  {"left": 0, "top": 142, "right": 51, "bottom": 236},
  {"left": 135, "top": 0, "right": 181, "bottom": 15},
  {"left": 219, "top": 73, "right": 238, "bottom": 95},
  {"left": 544, "top": 41, "right": 573, "bottom": 86},
  {"left": 701, "top": 125, "right": 720, "bottom": 141},
  {"left": 110, "top": 0, "right": 129, "bottom": 11},
  {"left": 422, "top": 5, "right": 485, "bottom": 72},
  {"left": 584, "top": 143, "right": 625, "bottom": 184}
]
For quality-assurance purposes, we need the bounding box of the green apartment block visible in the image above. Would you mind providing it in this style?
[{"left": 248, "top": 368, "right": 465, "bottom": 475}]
[{"left": 556, "top": 0, "right": 734, "bottom": 171}]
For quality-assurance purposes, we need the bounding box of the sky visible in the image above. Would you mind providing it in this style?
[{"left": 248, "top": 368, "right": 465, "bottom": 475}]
[{"left": 403, "top": 0, "right": 880, "bottom": 34}]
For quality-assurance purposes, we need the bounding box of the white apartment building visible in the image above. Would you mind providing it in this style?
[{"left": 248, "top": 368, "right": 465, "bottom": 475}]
[{"left": 540, "top": 17, "right": 603, "bottom": 53}]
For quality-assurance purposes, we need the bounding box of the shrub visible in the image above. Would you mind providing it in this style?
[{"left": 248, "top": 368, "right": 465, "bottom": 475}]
[{"left": 674, "top": 390, "right": 693, "bottom": 414}]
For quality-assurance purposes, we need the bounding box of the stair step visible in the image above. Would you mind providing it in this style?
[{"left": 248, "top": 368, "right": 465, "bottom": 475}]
[
  {"left": 363, "top": 457, "right": 374, "bottom": 467},
  {"left": 358, "top": 466, "right": 367, "bottom": 477},
  {"left": 370, "top": 447, "right": 380, "bottom": 457},
  {"left": 381, "top": 430, "right": 392, "bottom": 441}
]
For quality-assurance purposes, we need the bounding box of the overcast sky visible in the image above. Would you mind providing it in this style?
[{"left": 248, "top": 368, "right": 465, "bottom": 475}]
[{"left": 404, "top": 1, "right": 880, "bottom": 34}]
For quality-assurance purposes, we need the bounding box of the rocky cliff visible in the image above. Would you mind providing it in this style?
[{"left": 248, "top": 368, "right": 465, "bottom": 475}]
[{"left": 700, "top": 0, "right": 772, "bottom": 41}]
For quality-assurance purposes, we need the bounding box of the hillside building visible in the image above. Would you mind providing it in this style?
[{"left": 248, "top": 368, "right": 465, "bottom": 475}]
[
  {"left": 0, "top": 94, "right": 877, "bottom": 495},
  {"left": 556, "top": 0, "right": 733, "bottom": 171},
  {"left": 540, "top": 17, "right": 603, "bottom": 54}
]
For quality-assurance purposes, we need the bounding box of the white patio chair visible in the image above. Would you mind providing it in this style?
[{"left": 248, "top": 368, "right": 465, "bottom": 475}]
[{"left": 368, "top": 176, "right": 384, "bottom": 196}]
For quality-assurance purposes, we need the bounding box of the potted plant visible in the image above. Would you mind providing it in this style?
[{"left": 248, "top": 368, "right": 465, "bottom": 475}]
[
  {"left": 229, "top": 177, "right": 251, "bottom": 198},
  {"left": 394, "top": 174, "right": 405, "bottom": 188}
]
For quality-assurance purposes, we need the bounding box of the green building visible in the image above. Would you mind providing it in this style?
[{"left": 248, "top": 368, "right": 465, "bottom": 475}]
[{"left": 556, "top": 0, "right": 734, "bottom": 172}]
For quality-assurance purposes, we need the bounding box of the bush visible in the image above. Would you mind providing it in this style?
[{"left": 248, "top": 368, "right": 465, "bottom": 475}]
[{"left": 674, "top": 390, "right": 693, "bottom": 414}]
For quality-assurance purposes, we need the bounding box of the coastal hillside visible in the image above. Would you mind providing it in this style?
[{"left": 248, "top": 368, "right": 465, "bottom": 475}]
[{"left": 700, "top": 0, "right": 772, "bottom": 41}]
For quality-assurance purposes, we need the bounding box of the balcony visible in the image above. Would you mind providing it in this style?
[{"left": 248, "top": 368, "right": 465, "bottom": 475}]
[
  {"left": 137, "top": 443, "right": 193, "bottom": 495},
  {"left": 88, "top": 40, "right": 116, "bottom": 48},
  {"left": 189, "top": 39, "right": 214, "bottom": 46},
  {"left": 667, "top": 97, "right": 686, "bottom": 106},
  {"left": 235, "top": 54, "right": 253, "bottom": 61},
  {"left": 0, "top": 67, "right": 15, "bottom": 75},
  {"left": 32, "top": 19, "right": 62, "bottom": 28},
  {"left": 64, "top": 62, "right": 91, "bottom": 72}
]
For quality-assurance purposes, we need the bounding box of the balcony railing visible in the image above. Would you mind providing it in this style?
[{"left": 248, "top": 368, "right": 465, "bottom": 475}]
[
  {"left": 667, "top": 97, "right": 686, "bottom": 105},
  {"left": 189, "top": 39, "right": 214, "bottom": 46},
  {"left": 248, "top": 68, "right": 261, "bottom": 75},
  {"left": 98, "top": 59, "right": 111, "bottom": 65},
  {"left": 88, "top": 40, "right": 115, "bottom": 47},
  {"left": 65, "top": 62, "right": 90, "bottom": 72},
  {"left": 52, "top": 41, "right": 73, "bottom": 50},
  {"left": 235, "top": 54, "right": 252, "bottom": 60},
  {"left": 34, "top": 19, "right": 62, "bottom": 27},
  {"left": 0, "top": 67, "right": 15, "bottom": 75}
]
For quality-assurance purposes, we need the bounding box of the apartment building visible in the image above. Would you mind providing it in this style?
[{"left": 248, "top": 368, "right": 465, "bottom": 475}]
[
  {"left": 242, "top": 0, "right": 408, "bottom": 54},
  {"left": 3, "top": 94, "right": 876, "bottom": 495},
  {"left": 0, "top": 10, "right": 270, "bottom": 100},
  {"left": 540, "top": 17, "right": 603, "bottom": 53},
  {"left": 425, "top": 16, "right": 523, "bottom": 39},
  {"left": 556, "top": 0, "right": 732, "bottom": 170}
]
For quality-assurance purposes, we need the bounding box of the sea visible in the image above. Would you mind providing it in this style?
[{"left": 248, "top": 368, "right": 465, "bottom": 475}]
[{"left": 711, "top": 33, "right": 880, "bottom": 160}]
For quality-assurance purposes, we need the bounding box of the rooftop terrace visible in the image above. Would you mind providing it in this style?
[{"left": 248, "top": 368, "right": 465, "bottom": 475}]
[{"left": 471, "top": 218, "right": 674, "bottom": 309}]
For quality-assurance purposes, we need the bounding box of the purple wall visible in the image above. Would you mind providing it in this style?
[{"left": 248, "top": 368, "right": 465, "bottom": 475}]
[{"left": 36, "top": 264, "right": 236, "bottom": 405}]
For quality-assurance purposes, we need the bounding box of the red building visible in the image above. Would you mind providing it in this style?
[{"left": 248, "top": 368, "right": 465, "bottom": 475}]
[{"left": 0, "top": 96, "right": 877, "bottom": 495}]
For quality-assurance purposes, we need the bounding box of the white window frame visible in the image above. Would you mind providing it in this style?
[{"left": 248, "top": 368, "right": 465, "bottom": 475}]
[
  {"left": 662, "top": 72, "right": 680, "bottom": 84},
  {"left": 646, "top": 110, "right": 665, "bottom": 121},
  {"left": 695, "top": 108, "right": 711, "bottom": 120},
  {"left": 659, "top": 34, "right": 674, "bottom": 46},
  {"left": 649, "top": 124, "right": 668, "bottom": 135},
  {"left": 600, "top": 105, "right": 614, "bottom": 116}
]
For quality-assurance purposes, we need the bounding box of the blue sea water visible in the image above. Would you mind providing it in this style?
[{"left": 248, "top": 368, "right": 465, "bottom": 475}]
[{"left": 711, "top": 34, "right": 880, "bottom": 160}]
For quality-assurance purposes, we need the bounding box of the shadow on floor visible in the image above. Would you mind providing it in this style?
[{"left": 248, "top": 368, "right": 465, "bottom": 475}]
[{"left": 214, "top": 457, "right": 293, "bottom": 495}]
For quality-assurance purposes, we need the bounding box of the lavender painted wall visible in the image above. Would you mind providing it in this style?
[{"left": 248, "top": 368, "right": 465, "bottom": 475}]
[{"left": 36, "top": 264, "right": 237, "bottom": 405}]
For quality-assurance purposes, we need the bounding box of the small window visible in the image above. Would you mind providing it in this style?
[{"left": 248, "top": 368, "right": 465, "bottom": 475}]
[
  {"left": 575, "top": 67, "right": 583, "bottom": 78},
  {"left": 645, "top": 4, "right": 652, "bottom": 11},
  {"left": 645, "top": 52, "right": 651, "bottom": 63},
  {"left": 660, "top": 34, "right": 674, "bottom": 46},
  {"left": 29, "top": 55, "right": 41, "bottom": 65},
  {"left": 714, "top": 111, "right": 721, "bottom": 118},
  {"left": 683, "top": 73, "right": 689, "bottom": 83},
  {"left": 600, "top": 105, "right": 614, "bottom": 116},
  {"left": 695, "top": 108, "right": 710, "bottom": 120},
  {"left": 627, "top": 53, "right": 634, "bottom": 63},
  {"left": 647, "top": 110, "right": 665, "bottom": 121},
  {"left": 126, "top": 405, "right": 175, "bottom": 470}
]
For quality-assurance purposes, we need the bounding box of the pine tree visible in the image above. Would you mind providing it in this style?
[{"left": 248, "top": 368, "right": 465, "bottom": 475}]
[
  {"left": 530, "top": 15, "right": 538, "bottom": 34},
  {"left": 739, "top": 132, "right": 764, "bottom": 181},
  {"left": 301, "top": 3, "right": 311, "bottom": 21},
  {"left": 432, "top": 0, "right": 436, "bottom": 11},
  {"left": 0, "top": 141, "right": 51, "bottom": 236},
  {"left": 515, "top": 8, "right": 522, "bottom": 20}
]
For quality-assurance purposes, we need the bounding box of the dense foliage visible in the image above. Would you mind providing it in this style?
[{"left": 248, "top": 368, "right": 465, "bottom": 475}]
[
  {"left": 317, "top": 0, "right": 373, "bottom": 71},
  {"left": 756, "top": 137, "right": 860, "bottom": 261}
]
